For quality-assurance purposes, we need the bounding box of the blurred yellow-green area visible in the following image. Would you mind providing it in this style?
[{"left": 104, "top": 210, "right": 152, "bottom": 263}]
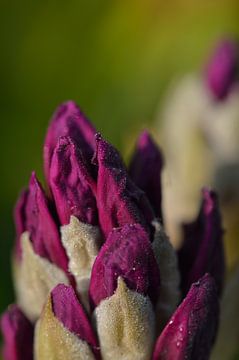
[{"left": 0, "top": 0, "right": 239, "bottom": 316}]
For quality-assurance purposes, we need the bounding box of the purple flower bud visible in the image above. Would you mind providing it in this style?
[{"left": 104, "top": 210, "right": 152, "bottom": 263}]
[
  {"left": 51, "top": 284, "right": 100, "bottom": 359},
  {"left": 14, "top": 190, "right": 28, "bottom": 260},
  {"left": 44, "top": 101, "right": 96, "bottom": 184},
  {"left": 89, "top": 223, "right": 160, "bottom": 309},
  {"left": 1, "top": 305, "right": 34, "bottom": 360},
  {"left": 129, "top": 130, "right": 164, "bottom": 221},
  {"left": 49, "top": 136, "right": 97, "bottom": 225},
  {"left": 206, "top": 39, "right": 239, "bottom": 100},
  {"left": 94, "top": 135, "right": 154, "bottom": 238},
  {"left": 152, "top": 274, "right": 219, "bottom": 360},
  {"left": 25, "top": 172, "right": 68, "bottom": 272},
  {"left": 178, "top": 188, "right": 225, "bottom": 297}
]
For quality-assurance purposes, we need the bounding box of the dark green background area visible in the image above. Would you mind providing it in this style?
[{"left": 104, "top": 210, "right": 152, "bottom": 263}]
[{"left": 0, "top": 0, "right": 239, "bottom": 317}]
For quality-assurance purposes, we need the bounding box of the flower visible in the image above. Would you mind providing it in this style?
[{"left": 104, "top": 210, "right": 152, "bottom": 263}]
[
  {"left": 1, "top": 101, "right": 224, "bottom": 359},
  {"left": 157, "top": 38, "right": 239, "bottom": 268}
]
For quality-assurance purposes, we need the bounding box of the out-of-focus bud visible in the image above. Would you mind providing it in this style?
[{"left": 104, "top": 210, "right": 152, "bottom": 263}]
[
  {"left": 206, "top": 39, "right": 239, "bottom": 100},
  {"left": 49, "top": 136, "right": 97, "bottom": 226},
  {"left": 35, "top": 284, "right": 100, "bottom": 360},
  {"left": 129, "top": 131, "right": 164, "bottom": 222},
  {"left": 94, "top": 135, "right": 154, "bottom": 238},
  {"left": 1, "top": 305, "right": 34, "bottom": 360},
  {"left": 89, "top": 223, "right": 160, "bottom": 309},
  {"left": 157, "top": 38, "right": 239, "bottom": 268},
  {"left": 178, "top": 189, "right": 225, "bottom": 297},
  {"left": 25, "top": 172, "right": 68, "bottom": 272},
  {"left": 44, "top": 100, "right": 96, "bottom": 184},
  {"left": 152, "top": 274, "right": 219, "bottom": 360}
]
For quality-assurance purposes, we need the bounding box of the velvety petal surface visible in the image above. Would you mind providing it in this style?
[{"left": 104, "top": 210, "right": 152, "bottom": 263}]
[
  {"left": 25, "top": 172, "right": 68, "bottom": 272},
  {"left": 14, "top": 189, "right": 28, "bottom": 259},
  {"left": 49, "top": 136, "right": 97, "bottom": 225},
  {"left": 51, "top": 284, "right": 100, "bottom": 358},
  {"left": 89, "top": 223, "right": 160, "bottom": 309},
  {"left": 94, "top": 135, "right": 154, "bottom": 238},
  {"left": 178, "top": 188, "right": 225, "bottom": 297},
  {"left": 44, "top": 100, "right": 96, "bottom": 184},
  {"left": 152, "top": 274, "right": 219, "bottom": 360},
  {"left": 1, "top": 305, "right": 34, "bottom": 360},
  {"left": 206, "top": 39, "right": 239, "bottom": 100},
  {"left": 129, "top": 130, "right": 164, "bottom": 221}
]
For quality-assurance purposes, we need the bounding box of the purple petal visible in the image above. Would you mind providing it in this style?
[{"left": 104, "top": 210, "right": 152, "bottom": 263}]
[
  {"left": 129, "top": 130, "right": 164, "bottom": 221},
  {"left": 206, "top": 39, "right": 239, "bottom": 100},
  {"left": 13, "top": 190, "right": 28, "bottom": 260},
  {"left": 94, "top": 135, "right": 154, "bottom": 239},
  {"left": 49, "top": 136, "right": 97, "bottom": 225},
  {"left": 178, "top": 188, "right": 225, "bottom": 297},
  {"left": 1, "top": 305, "right": 34, "bottom": 360},
  {"left": 25, "top": 172, "right": 68, "bottom": 272},
  {"left": 44, "top": 101, "right": 96, "bottom": 185},
  {"left": 152, "top": 274, "right": 219, "bottom": 360},
  {"left": 51, "top": 284, "right": 100, "bottom": 359},
  {"left": 89, "top": 223, "right": 160, "bottom": 309}
]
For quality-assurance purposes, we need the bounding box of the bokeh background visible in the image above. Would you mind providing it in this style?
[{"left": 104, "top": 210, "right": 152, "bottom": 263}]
[{"left": 0, "top": 0, "right": 239, "bottom": 323}]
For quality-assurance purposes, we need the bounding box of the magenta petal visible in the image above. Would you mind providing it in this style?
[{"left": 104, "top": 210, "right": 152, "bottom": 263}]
[
  {"left": 49, "top": 136, "right": 97, "bottom": 225},
  {"left": 152, "top": 274, "right": 219, "bottom": 360},
  {"left": 178, "top": 188, "right": 225, "bottom": 297},
  {"left": 129, "top": 131, "right": 164, "bottom": 221},
  {"left": 44, "top": 101, "right": 96, "bottom": 184},
  {"left": 206, "top": 39, "right": 239, "bottom": 100},
  {"left": 1, "top": 305, "right": 34, "bottom": 360},
  {"left": 25, "top": 172, "right": 68, "bottom": 272},
  {"left": 95, "top": 135, "right": 154, "bottom": 239},
  {"left": 89, "top": 223, "right": 160, "bottom": 309},
  {"left": 51, "top": 284, "right": 100, "bottom": 359},
  {"left": 13, "top": 190, "right": 28, "bottom": 260}
]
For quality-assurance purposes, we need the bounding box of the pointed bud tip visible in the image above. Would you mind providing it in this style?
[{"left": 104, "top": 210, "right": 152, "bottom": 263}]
[
  {"left": 206, "top": 38, "right": 239, "bottom": 100},
  {"left": 153, "top": 274, "right": 219, "bottom": 360},
  {"left": 51, "top": 284, "right": 99, "bottom": 357},
  {"left": 1, "top": 305, "right": 34, "bottom": 360},
  {"left": 89, "top": 223, "right": 160, "bottom": 309}
]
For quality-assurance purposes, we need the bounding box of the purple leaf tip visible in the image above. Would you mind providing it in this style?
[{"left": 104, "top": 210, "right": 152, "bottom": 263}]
[
  {"left": 206, "top": 39, "right": 239, "bottom": 100},
  {"left": 49, "top": 136, "right": 97, "bottom": 225},
  {"left": 44, "top": 100, "right": 96, "bottom": 185},
  {"left": 129, "top": 130, "right": 164, "bottom": 221},
  {"left": 51, "top": 284, "right": 100, "bottom": 358},
  {"left": 178, "top": 188, "right": 225, "bottom": 297},
  {"left": 1, "top": 305, "right": 34, "bottom": 360},
  {"left": 25, "top": 172, "right": 68, "bottom": 272},
  {"left": 153, "top": 274, "right": 219, "bottom": 360},
  {"left": 95, "top": 135, "right": 154, "bottom": 239},
  {"left": 89, "top": 223, "right": 160, "bottom": 309}
]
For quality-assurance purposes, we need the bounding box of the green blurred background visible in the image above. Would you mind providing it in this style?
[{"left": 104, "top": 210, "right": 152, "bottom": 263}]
[{"left": 0, "top": 0, "right": 239, "bottom": 314}]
